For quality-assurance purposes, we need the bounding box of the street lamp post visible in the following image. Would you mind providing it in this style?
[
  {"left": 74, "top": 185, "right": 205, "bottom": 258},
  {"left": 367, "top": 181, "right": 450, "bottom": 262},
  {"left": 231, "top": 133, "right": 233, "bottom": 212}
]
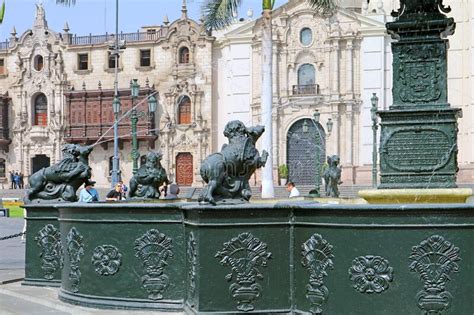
[
  {"left": 309, "top": 110, "right": 321, "bottom": 197},
  {"left": 112, "top": 95, "right": 121, "bottom": 183},
  {"left": 110, "top": 0, "right": 126, "bottom": 188},
  {"left": 130, "top": 79, "right": 140, "bottom": 175},
  {"left": 371, "top": 93, "right": 379, "bottom": 187},
  {"left": 129, "top": 79, "right": 157, "bottom": 175}
]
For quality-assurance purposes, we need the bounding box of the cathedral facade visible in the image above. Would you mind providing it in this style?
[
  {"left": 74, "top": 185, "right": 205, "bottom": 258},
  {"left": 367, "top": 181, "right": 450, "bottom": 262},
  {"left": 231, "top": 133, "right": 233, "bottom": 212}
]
[{"left": 214, "top": 0, "right": 474, "bottom": 186}]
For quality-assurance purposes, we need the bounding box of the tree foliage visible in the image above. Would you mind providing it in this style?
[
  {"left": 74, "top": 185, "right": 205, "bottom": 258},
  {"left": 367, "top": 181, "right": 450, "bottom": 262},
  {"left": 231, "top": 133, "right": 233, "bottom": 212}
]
[{"left": 202, "top": 0, "right": 337, "bottom": 32}]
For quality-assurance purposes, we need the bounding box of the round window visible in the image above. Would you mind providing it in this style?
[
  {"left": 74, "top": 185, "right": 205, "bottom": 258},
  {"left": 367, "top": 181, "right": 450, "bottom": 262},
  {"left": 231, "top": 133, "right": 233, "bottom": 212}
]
[
  {"left": 300, "top": 28, "right": 313, "bottom": 46},
  {"left": 34, "top": 55, "right": 44, "bottom": 71}
]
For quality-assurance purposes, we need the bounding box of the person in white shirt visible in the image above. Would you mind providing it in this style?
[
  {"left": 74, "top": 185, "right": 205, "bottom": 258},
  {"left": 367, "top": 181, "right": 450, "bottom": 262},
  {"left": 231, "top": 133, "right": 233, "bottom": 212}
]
[{"left": 286, "top": 181, "right": 300, "bottom": 198}]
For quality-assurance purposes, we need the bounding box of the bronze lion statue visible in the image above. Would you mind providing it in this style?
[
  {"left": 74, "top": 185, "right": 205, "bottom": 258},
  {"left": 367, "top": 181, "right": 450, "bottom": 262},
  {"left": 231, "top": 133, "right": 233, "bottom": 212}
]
[
  {"left": 25, "top": 144, "right": 93, "bottom": 203},
  {"left": 198, "top": 120, "right": 268, "bottom": 205}
]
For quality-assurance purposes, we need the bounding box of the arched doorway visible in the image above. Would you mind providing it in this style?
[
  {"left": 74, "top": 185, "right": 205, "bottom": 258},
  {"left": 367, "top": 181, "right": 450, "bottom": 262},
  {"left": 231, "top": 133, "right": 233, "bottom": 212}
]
[
  {"left": 176, "top": 152, "right": 193, "bottom": 186},
  {"left": 286, "top": 118, "right": 326, "bottom": 185},
  {"left": 32, "top": 155, "right": 50, "bottom": 175}
]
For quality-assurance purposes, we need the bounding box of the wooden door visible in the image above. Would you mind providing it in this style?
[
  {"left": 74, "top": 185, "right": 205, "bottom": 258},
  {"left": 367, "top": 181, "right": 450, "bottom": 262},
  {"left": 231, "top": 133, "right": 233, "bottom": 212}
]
[{"left": 176, "top": 153, "right": 193, "bottom": 186}]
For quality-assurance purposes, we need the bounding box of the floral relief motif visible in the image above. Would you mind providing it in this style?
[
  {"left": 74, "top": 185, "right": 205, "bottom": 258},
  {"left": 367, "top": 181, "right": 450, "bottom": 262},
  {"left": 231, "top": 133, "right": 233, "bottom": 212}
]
[
  {"left": 35, "top": 224, "right": 63, "bottom": 280},
  {"left": 349, "top": 256, "right": 393, "bottom": 294},
  {"left": 91, "top": 245, "right": 122, "bottom": 276},
  {"left": 215, "top": 232, "right": 272, "bottom": 312},
  {"left": 66, "top": 227, "right": 84, "bottom": 293},
  {"left": 134, "top": 229, "right": 174, "bottom": 300},
  {"left": 187, "top": 232, "right": 197, "bottom": 299},
  {"left": 409, "top": 235, "right": 460, "bottom": 314},
  {"left": 301, "top": 233, "right": 334, "bottom": 314}
]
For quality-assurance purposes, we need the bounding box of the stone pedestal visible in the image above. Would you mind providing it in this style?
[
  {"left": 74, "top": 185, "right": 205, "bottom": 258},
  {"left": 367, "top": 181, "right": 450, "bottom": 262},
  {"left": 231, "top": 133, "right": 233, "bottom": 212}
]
[{"left": 379, "top": 108, "right": 461, "bottom": 188}]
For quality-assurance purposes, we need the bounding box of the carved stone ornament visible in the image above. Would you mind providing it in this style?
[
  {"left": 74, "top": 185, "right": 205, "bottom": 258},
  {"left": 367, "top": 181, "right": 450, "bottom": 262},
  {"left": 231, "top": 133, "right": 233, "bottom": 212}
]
[
  {"left": 301, "top": 233, "right": 334, "bottom": 314},
  {"left": 91, "top": 245, "right": 122, "bottom": 276},
  {"left": 129, "top": 151, "right": 169, "bottom": 199},
  {"left": 349, "top": 256, "right": 393, "bottom": 294},
  {"left": 35, "top": 224, "right": 63, "bottom": 280},
  {"left": 26, "top": 144, "right": 93, "bottom": 203},
  {"left": 409, "top": 235, "right": 460, "bottom": 314},
  {"left": 134, "top": 229, "right": 174, "bottom": 300},
  {"left": 66, "top": 227, "right": 84, "bottom": 293},
  {"left": 187, "top": 232, "right": 197, "bottom": 299},
  {"left": 215, "top": 232, "right": 272, "bottom": 312},
  {"left": 198, "top": 121, "right": 268, "bottom": 205}
]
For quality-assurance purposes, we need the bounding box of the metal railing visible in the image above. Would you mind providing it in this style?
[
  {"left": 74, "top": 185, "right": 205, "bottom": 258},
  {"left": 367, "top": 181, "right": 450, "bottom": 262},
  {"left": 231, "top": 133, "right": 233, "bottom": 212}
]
[
  {"left": 69, "top": 29, "right": 164, "bottom": 46},
  {"left": 292, "top": 84, "right": 320, "bottom": 95},
  {"left": 0, "top": 40, "right": 9, "bottom": 51}
]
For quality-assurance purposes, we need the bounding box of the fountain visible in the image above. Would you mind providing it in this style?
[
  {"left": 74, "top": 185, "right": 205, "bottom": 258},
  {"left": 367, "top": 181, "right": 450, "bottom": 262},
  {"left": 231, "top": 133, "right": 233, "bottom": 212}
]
[{"left": 21, "top": 1, "right": 474, "bottom": 314}]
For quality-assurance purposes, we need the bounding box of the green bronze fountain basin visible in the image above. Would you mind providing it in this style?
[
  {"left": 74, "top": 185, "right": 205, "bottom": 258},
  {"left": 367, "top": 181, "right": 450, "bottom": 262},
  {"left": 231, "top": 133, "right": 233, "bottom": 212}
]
[{"left": 21, "top": 201, "right": 474, "bottom": 314}]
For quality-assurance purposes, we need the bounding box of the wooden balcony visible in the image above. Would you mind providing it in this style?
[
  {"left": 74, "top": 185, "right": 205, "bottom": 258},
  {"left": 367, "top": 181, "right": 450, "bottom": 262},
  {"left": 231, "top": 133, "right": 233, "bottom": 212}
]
[
  {"left": 63, "top": 88, "right": 158, "bottom": 148},
  {"left": 0, "top": 93, "right": 11, "bottom": 152},
  {"left": 292, "top": 84, "right": 320, "bottom": 95}
]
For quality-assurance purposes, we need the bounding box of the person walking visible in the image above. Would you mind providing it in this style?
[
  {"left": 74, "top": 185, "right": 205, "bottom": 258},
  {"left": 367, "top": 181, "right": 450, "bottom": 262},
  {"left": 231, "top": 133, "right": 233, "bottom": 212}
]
[
  {"left": 19, "top": 172, "right": 24, "bottom": 189},
  {"left": 9, "top": 170, "right": 14, "bottom": 189},
  {"left": 13, "top": 172, "right": 20, "bottom": 189}
]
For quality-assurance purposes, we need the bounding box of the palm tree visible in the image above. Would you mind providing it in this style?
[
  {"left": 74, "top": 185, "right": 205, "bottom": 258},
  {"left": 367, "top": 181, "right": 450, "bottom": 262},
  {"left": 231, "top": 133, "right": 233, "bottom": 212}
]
[
  {"left": 0, "top": 1, "right": 6, "bottom": 24},
  {"left": 202, "top": 0, "right": 336, "bottom": 198}
]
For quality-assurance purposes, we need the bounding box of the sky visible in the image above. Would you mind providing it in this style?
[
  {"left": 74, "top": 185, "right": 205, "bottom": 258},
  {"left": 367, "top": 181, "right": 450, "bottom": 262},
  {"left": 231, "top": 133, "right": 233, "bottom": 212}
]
[{"left": 0, "top": 0, "right": 288, "bottom": 40}]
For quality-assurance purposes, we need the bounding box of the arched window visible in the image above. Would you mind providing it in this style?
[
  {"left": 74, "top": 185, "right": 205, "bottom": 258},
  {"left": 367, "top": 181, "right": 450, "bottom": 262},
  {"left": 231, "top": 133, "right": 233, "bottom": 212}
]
[
  {"left": 108, "top": 156, "right": 114, "bottom": 175},
  {"left": 295, "top": 64, "right": 316, "bottom": 95},
  {"left": 34, "top": 93, "right": 48, "bottom": 126},
  {"left": 140, "top": 155, "right": 147, "bottom": 167},
  {"left": 298, "top": 64, "right": 315, "bottom": 86},
  {"left": 34, "top": 55, "right": 44, "bottom": 71},
  {"left": 177, "top": 95, "right": 191, "bottom": 125},
  {"left": 179, "top": 46, "right": 190, "bottom": 64}
]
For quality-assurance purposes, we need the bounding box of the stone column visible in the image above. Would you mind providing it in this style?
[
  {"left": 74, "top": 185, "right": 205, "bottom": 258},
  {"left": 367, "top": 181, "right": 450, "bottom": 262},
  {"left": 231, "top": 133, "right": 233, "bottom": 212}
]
[
  {"left": 330, "top": 41, "right": 340, "bottom": 99},
  {"left": 346, "top": 40, "right": 354, "bottom": 97},
  {"left": 345, "top": 106, "right": 354, "bottom": 165}
]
